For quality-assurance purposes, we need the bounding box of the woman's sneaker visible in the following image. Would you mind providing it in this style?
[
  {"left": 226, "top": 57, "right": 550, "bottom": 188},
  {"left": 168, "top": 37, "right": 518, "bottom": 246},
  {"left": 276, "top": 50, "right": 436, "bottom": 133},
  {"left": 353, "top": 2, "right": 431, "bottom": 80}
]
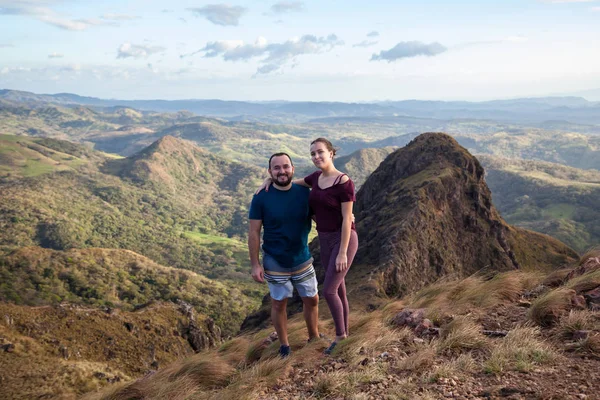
[{"left": 323, "top": 342, "right": 337, "bottom": 355}]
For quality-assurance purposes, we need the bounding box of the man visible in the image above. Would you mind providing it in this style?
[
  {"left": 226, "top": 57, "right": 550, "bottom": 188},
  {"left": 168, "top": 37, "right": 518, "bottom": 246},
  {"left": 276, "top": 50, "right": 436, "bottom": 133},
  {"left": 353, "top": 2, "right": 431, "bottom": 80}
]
[{"left": 248, "top": 152, "right": 319, "bottom": 358}]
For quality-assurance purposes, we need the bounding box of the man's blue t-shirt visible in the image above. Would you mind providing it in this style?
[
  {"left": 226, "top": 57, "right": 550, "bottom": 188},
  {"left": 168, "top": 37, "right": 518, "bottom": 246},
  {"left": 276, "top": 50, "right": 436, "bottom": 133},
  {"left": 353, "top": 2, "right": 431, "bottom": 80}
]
[{"left": 248, "top": 183, "right": 312, "bottom": 269}]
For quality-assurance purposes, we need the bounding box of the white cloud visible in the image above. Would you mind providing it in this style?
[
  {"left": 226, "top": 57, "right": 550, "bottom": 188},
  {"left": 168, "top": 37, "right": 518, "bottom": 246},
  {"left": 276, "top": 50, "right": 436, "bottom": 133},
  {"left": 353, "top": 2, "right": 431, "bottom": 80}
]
[
  {"left": 453, "top": 35, "right": 528, "bottom": 50},
  {"left": 187, "top": 34, "right": 343, "bottom": 75},
  {"left": 353, "top": 40, "right": 378, "bottom": 48},
  {"left": 366, "top": 31, "right": 379, "bottom": 38},
  {"left": 100, "top": 14, "right": 140, "bottom": 21},
  {"left": 0, "top": 44, "right": 14, "bottom": 48},
  {"left": 255, "top": 63, "right": 280, "bottom": 75},
  {"left": 0, "top": 66, "right": 31, "bottom": 74},
  {"left": 371, "top": 41, "right": 447, "bottom": 62},
  {"left": 271, "top": 1, "right": 304, "bottom": 14},
  {"left": 187, "top": 4, "right": 247, "bottom": 26},
  {"left": 48, "top": 52, "right": 63, "bottom": 58},
  {"left": 60, "top": 63, "right": 81, "bottom": 72},
  {"left": 0, "top": 1, "right": 116, "bottom": 30},
  {"left": 117, "top": 43, "right": 166, "bottom": 59}
]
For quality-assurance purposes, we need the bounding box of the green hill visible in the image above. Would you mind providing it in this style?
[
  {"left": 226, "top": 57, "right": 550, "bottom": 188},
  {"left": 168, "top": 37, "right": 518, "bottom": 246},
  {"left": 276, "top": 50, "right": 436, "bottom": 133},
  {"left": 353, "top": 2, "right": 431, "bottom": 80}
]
[
  {"left": 335, "top": 146, "right": 397, "bottom": 188},
  {"left": 0, "top": 134, "right": 264, "bottom": 290},
  {"left": 478, "top": 155, "right": 600, "bottom": 253},
  {"left": 456, "top": 130, "right": 600, "bottom": 171},
  {"left": 0, "top": 246, "right": 257, "bottom": 335}
]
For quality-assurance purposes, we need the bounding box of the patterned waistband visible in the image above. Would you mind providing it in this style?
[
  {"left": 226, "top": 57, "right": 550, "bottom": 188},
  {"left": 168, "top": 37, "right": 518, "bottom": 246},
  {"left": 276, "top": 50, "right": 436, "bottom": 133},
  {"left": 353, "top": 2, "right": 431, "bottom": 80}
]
[{"left": 264, "top": 264, "right": 316, "bottom": 284}]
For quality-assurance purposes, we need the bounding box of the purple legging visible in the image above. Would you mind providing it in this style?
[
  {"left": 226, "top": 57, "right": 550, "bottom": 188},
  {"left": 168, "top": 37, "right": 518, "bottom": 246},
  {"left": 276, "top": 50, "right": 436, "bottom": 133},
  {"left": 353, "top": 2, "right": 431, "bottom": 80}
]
[{"left": 319, "top": 229, "right": 359, "bottom": 337}]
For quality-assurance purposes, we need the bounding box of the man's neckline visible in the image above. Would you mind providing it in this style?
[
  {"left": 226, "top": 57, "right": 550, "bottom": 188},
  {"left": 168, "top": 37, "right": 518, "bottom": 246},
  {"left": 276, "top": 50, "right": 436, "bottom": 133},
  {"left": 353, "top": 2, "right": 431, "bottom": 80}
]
[{"left": 271, "top": 182, "right": 293, "bottom": 192}]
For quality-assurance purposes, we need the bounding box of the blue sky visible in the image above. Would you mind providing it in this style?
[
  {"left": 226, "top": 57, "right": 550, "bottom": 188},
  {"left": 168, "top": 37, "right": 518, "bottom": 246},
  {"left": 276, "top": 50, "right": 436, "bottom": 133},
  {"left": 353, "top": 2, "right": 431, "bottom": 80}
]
[{"left": 1, "top": 0, "right": 599, "bottom": 101}]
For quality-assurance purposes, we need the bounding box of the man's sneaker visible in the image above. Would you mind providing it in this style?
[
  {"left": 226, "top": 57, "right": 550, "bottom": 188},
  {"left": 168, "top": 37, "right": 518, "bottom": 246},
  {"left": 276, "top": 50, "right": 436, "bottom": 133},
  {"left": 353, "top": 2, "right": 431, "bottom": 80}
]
[{"left": 279, "top": 345, "right": 291, "bottom": 358}]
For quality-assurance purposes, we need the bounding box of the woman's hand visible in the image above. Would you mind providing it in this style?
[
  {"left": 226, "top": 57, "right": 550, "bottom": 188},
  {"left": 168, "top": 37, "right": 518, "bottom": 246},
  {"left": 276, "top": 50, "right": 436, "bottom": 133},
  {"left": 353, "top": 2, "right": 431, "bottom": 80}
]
[
  {"left": 255, "top": 177, "right": 272, "bottom": 194},
  {"left": 335, "top": 253, "right": 348, "bottom": 272}
]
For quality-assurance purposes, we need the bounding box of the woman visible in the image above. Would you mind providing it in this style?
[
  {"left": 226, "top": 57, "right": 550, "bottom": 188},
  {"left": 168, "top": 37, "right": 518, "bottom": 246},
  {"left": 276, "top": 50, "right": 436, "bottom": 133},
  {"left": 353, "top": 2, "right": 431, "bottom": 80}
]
[{"left": 259, "top": 138, "right": 358, "bottom": 354}]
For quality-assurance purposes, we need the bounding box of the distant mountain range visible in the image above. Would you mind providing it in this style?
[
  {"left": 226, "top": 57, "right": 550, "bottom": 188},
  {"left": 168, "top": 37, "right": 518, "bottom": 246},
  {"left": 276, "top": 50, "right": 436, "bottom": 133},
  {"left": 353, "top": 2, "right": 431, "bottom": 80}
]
[{"left": 2, "top": 89, "right": 600, "bottom": 125}]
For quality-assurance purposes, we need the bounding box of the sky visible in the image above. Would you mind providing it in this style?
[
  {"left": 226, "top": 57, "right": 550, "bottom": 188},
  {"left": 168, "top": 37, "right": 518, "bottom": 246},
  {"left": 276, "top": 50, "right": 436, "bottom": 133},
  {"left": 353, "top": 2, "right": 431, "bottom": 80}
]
[{"left": 1, "top": 0, "right": 600, "bottom": 102}]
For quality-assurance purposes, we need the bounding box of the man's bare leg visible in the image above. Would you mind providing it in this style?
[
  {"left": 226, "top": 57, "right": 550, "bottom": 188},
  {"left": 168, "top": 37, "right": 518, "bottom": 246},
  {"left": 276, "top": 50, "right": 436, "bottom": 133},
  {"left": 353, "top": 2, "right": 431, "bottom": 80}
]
[
  {"left": 302, "top": 294, "right": 319, "bottom": 340},
  {"left": 271, "top": 298, "right": 289, "bottom": 346}
]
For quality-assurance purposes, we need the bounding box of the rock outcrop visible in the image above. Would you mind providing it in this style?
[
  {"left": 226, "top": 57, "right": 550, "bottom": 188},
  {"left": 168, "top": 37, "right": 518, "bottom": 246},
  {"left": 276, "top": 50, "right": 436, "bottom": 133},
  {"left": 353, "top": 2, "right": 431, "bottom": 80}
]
[{"left": 353, "top": 133, "right": 577, "bottom": 296}]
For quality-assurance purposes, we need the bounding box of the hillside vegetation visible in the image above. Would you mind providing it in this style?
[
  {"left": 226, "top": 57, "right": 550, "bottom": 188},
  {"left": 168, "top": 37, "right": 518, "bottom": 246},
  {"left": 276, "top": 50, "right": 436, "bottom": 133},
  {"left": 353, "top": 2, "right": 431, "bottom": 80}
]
[
  {"left": 83, "top": 250, "right": 600, "bottom": 400},
  {"left": 0, "top": 135, "right": 263, "bottom": 275},
  {"left": 0, "top": 247, "right": 258, "bottom": 334},
  {"left": 457, "top": 130, "right": 600, "bottom": 171},
  {"left": 479, "top": 155, "right": 600, "bottom": 253}
]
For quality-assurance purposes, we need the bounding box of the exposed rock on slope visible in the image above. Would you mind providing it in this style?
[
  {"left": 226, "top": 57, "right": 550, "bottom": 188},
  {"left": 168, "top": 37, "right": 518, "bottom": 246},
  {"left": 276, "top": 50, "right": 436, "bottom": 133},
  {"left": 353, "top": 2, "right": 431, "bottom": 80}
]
[{"left": 354, "top": 132, "right": 577, "bottom": 296}]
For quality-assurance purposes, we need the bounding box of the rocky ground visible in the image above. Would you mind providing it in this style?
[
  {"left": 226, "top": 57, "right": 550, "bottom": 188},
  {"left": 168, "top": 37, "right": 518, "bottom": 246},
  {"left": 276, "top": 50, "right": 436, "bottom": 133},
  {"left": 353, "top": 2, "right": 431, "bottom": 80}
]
[
  {"left": 259, "top": 304, "right": 599, "bottom": 400},
  {"left": 256, "top": 262, "right": 600, "bottom": 400}
]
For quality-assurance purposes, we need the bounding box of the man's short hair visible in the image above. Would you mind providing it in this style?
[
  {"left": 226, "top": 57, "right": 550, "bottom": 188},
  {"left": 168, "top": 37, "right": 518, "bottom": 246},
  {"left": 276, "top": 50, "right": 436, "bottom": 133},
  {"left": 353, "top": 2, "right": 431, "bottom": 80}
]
[{"left": 268, "top": 152, "right": 294, "bottom": 169}]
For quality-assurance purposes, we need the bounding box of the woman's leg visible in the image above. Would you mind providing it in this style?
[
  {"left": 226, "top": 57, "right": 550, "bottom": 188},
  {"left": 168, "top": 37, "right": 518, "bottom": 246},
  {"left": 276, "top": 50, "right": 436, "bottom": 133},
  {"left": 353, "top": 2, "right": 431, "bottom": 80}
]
[
  {"left": 322, "top": 231, "right": 358, "bottom": 338},
  {"left": 339, "top": 230, "right": 358, "bottom": 336}
]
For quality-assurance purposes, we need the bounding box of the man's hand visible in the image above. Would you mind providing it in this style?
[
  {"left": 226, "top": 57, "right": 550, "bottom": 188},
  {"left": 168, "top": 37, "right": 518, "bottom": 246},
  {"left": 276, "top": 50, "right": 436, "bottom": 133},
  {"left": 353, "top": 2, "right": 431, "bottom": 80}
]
[{"left": 251, "top": 263, "right": 265, "bottom": 283}]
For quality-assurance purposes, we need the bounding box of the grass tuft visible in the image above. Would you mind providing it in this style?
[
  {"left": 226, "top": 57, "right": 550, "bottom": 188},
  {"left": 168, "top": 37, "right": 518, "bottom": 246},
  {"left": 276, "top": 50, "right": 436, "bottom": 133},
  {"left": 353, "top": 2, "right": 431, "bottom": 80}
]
[
  {"left": 557, "top": 310, "right": 598, "bottom": 339},
  {"left": 484, "top": 326, "right": 559, "bottom": 375},
  {"left": 438, "top": 316, "right": 488, "bottom": 352},
  {"left": 171, "top": 357, "right": 235, "bottom": 388},
  {"left": 528, "top": 288, "right": 574, "bottom": 327},
  {"left": 397, "top": 344, "right": 436, "bottom": 372}
]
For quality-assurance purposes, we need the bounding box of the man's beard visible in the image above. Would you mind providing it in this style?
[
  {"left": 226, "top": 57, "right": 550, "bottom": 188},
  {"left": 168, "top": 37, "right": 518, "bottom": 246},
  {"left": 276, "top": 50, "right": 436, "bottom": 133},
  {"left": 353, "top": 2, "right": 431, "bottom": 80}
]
[{"left": 271, "top": 172, "right": 293, "bottom": 187}]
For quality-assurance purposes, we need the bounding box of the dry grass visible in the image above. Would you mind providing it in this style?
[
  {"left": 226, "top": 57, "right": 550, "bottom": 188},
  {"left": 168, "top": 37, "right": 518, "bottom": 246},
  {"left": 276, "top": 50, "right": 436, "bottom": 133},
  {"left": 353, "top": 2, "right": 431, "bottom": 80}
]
[
  {"left": 542, "top": 268, "right": 573, "bottom": 287},
  {"left": 218, "top": 337, "right": 251, "bottom": 367},
  {"left": 170, "top": 356, "right": 235, "bottom": 388},
  {"left": 397, "top": 343, "right": 436, "bottom": 373},
  {"left": 312, "top": 371, "right": 346, "bottom": 398},
  {"left": 239, "top": 356, "right": 290, "bottom": 386},
  {"left": 438, "top": 316, "right": 488, "bottom": 353},
  {"left": 565, "top": 268, "right": 600, "bottom": 293},
  {"left": 385, "top": 378, "right": 437, "bottom": 400},
  {"left": 409, "top": 272, "right": 542, "bottom": 316},
  {"left": 425, "top": 353, "right": 478, "bottom": 383},
  {"left": 94, "top": 354, "right": 234, "bottom": 400},
  {"left": 528, "top": 288, "right": 575, "bottom": 327},
  {"left": 381, "top": 300, "right": 406, "bottom": 325},
  {"left": 196, "top": 357, "right": 291, "bottom": 400},
  {"left": 62, "top": 267, "right": 597, "bottom": 400},
  {"left": 568, "top": 334, "right": 600, "bottom": 356},
  {"left": 310, "top": 364, "right": 391, "bottom": 399},
  {"left": 102, "top": 374, "right": 198, "bottom": 400},
  {"left": 333, "top": 311, "right": 414, "bottom": 363},
  {"left": 557, "top": 310, "right": 598, "bottom": 339},
  {"left": 483, "top": 327, "right": 559, "bottom": 375},
  {"left": 579, "top": 247, "right": 600, "bottom": 265}
]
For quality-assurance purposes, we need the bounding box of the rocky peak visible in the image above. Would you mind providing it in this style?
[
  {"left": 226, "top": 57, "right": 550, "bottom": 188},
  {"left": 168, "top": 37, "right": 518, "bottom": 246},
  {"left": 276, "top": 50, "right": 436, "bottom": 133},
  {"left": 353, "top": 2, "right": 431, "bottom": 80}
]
[{"left": 354, "top": 132, "right": 577, "bottom": 296}]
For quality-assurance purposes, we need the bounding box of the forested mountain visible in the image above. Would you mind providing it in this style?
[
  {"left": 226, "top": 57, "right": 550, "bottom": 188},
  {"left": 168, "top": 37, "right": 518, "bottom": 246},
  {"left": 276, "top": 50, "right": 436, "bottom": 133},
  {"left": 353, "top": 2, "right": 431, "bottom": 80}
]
[
  {"left": 478, "top": 155, "right": 600, "bottom": 253},
  {"left": 3, "top": 89, "right": 600, "bottom": 124}
]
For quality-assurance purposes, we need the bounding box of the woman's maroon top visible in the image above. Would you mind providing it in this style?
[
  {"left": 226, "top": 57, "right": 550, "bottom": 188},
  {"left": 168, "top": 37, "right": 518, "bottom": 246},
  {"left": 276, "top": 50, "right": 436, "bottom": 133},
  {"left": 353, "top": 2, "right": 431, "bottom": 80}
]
[{"left": 304, "top": 171, "right": 356, "bottom": 233}]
